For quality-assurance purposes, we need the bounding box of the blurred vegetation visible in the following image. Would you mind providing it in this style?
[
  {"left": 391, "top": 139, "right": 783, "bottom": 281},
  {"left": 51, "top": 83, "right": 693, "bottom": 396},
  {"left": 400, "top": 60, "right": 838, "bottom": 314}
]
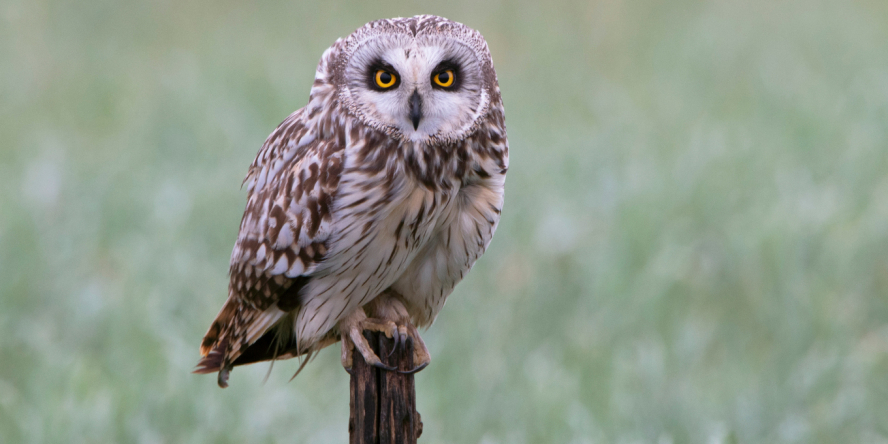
[{"left": 2, "top": 0, "right": 888, "bottom": 442}]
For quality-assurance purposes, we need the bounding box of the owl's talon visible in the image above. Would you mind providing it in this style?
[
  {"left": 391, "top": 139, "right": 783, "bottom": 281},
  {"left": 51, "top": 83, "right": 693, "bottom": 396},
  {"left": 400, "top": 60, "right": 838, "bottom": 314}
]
[
  {"left": 397, "top": 325, "right": 408, "bottom": 352},
  {"left": 387, "top": 329, "right": 400, "bottom": 357},
  {"left": 398, "top": 362, "right": 428, "bottom": 375},
  {"left": 373, "top": 361, "right": 398, "bottom": 372},
  {"left": 387, "top": 324, "right": 410, "bottom": 357}
]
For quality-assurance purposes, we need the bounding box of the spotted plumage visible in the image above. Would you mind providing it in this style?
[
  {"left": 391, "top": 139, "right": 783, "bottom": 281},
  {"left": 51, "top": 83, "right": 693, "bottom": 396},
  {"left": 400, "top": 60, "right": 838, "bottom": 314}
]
[{"left": 196, "top": 15, "right": 508, "bottom": 387}]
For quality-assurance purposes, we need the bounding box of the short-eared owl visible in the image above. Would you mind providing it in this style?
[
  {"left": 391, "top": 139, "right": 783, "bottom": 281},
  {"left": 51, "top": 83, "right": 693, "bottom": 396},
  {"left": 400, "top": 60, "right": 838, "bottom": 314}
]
[{"left": 196, "top": 15, "right": 508, "bottom": 387}]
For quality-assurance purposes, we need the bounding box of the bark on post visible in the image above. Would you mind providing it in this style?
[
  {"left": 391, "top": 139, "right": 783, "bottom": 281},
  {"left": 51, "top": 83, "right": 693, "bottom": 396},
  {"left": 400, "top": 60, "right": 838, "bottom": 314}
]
[{"left": 349, "top": 331, "right": 423, "bottom": 444}]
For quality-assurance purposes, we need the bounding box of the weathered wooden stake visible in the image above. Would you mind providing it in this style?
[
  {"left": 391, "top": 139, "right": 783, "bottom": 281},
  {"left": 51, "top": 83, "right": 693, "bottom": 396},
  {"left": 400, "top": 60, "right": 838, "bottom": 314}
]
[{"left": 349, "top": 331, "right": 423, "bottom": 444}]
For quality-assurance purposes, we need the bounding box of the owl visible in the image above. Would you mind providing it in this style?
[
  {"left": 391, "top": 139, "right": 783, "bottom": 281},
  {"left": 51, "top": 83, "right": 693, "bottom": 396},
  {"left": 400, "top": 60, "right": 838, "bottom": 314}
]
[{"left": 195, "top": 15, "right": 508, "bottom": 388}]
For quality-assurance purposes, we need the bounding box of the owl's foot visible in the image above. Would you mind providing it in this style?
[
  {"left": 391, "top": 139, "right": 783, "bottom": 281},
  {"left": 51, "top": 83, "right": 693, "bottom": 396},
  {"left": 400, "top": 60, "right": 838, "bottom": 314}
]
[
  {"left": 365, "top": 292, "right": 431, "bottom": 374},
  {"left": 339, "top": 319, "right": 430, "bottom": 374},
  {"left": 338, "top": 295, "right": 432, "bottom": 374},
  {"left": 340, "top": 310, "right": 399, "bottom": 372}
]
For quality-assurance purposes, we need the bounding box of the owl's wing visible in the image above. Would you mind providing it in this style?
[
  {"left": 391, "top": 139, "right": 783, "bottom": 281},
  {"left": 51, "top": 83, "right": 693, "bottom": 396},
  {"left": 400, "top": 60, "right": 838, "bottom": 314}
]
[{"left": 195, "top": 108, "right": 346, "bottom": 385}]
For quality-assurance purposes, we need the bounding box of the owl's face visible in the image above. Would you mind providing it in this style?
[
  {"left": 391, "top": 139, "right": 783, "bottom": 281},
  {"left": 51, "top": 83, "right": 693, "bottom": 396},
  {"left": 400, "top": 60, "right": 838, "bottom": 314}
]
[{"left": 339, "top": 28, "right": 491, "bottom": 144}]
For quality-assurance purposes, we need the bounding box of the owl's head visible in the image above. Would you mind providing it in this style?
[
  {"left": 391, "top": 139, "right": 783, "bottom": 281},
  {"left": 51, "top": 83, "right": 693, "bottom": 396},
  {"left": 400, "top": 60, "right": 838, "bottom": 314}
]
[{"left": 333, "top": 16, "right": 499, "bottom": 145}]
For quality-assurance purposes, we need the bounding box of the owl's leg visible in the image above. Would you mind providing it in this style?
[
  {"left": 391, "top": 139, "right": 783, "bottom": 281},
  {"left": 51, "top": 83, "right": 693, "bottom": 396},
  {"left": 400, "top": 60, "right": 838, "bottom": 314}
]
[
  {"left": 364, "top": 291, "right": 431, "bottom": 374},
  {"left": 339, "top": 307, "right": 398, "bottom": 372}
]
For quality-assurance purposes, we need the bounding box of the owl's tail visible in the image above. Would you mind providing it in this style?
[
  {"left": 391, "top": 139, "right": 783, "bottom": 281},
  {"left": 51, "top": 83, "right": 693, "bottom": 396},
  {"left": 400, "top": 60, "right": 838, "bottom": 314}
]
[
  {"left": 193, "top": 298, "right": 287, "bottom": 387},
  {"left": 198, "top": 298, "right": 238, "bottom": 358}
]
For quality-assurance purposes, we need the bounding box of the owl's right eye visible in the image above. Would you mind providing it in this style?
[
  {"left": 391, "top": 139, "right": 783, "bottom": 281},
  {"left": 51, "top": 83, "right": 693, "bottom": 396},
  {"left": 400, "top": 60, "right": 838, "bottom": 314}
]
[{"left": 375, "top": 70, "right": 397, "bottom": 89}]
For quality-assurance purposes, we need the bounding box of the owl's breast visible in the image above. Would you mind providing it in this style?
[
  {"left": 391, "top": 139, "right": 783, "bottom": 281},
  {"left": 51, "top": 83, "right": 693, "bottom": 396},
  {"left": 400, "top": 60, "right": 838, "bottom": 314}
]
[
  {"left": 290, "top": 160, "right": 458, "bottom": 343},
  {"left": 296, "top": 124, "right": 504, "bottom": 337},
  {"left": 390, "top": 168, "right": 505, "bottom": 325},
  {"left": 308, "top": 149, "right": 458, "bottom": 283}
]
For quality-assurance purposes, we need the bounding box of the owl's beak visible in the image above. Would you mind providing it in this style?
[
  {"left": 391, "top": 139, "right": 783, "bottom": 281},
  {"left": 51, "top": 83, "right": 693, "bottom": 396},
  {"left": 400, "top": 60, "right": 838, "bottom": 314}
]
[{"left": 409, "top": 90, "right": 423, "bottom": 130}]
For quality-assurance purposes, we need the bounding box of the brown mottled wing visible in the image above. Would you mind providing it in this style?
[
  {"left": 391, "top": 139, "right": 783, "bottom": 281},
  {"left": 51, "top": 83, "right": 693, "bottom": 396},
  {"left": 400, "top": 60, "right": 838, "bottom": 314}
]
[{"left": 195, "top": 108, "right": 344, "bottom": 386}]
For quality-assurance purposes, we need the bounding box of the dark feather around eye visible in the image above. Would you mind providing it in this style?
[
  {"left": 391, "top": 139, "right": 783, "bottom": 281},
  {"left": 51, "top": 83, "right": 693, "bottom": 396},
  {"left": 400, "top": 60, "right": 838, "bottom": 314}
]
[
  {"left": 367, "top": 60, "right": 400, "bottom": 91},
  {"left": 431, "top": 60, "right": 462, "bottom": 91}
]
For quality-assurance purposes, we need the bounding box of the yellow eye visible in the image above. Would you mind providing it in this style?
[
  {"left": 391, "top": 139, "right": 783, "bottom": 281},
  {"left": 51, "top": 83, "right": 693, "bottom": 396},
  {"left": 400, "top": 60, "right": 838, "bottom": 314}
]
[
  {"left": 375, "top": 70, "right": 397, "bottom": 88},
  {"left": 433, "top": 69, "right": 454, "bottom": 88}
]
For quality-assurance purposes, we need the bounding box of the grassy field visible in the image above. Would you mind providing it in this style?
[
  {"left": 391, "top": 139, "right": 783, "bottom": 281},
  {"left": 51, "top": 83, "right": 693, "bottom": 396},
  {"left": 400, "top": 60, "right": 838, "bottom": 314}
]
[{"left": 2, "top": 0, "right": 887, "bottom": 442}]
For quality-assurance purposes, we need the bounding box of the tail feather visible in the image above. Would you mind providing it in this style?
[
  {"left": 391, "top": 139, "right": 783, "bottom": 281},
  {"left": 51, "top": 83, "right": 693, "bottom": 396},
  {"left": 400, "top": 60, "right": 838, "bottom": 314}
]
[
  {"left": 193, "top": 311, "right": 342, "bottom": 388},
  {"left": 193, "top": 336, "right": 228, "bottom": 375},
  {"left": 199, "top": 299, "right": 238, "bottom": 357},
  {"left": 195, "top": 300, "right": 288, "bottom": 387}
]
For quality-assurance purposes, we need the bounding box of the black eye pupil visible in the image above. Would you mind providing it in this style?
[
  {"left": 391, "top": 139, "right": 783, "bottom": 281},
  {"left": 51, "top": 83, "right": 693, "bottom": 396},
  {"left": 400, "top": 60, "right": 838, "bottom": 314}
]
[
  {"left": 438, "top": 72, "right": 450, "bottom": 83},
  {"left": 379, "top": 72, "right": 391, "bottom": 83}
]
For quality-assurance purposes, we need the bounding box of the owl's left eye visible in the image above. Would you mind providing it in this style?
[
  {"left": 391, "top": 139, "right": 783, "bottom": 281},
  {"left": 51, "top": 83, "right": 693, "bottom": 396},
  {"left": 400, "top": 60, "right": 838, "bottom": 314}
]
[
  {"left": 433, "top": 69, "right": 455, "bottom": 88},
  {"left": 375, "top": 70, "right": 397, "bottom": 89}
]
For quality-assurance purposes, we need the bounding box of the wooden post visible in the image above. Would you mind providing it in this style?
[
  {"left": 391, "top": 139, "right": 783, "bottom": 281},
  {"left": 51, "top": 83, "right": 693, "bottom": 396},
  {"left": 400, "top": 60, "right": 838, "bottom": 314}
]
[{"left": 349, "top": 331, "right": 423, "bottom": 443}]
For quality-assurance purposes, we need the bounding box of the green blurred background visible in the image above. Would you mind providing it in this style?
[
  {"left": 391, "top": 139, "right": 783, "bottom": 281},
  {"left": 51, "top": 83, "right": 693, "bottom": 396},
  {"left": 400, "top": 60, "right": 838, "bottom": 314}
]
[{"left": 2, "top": 0, "right": 888, "bottom": 442}]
